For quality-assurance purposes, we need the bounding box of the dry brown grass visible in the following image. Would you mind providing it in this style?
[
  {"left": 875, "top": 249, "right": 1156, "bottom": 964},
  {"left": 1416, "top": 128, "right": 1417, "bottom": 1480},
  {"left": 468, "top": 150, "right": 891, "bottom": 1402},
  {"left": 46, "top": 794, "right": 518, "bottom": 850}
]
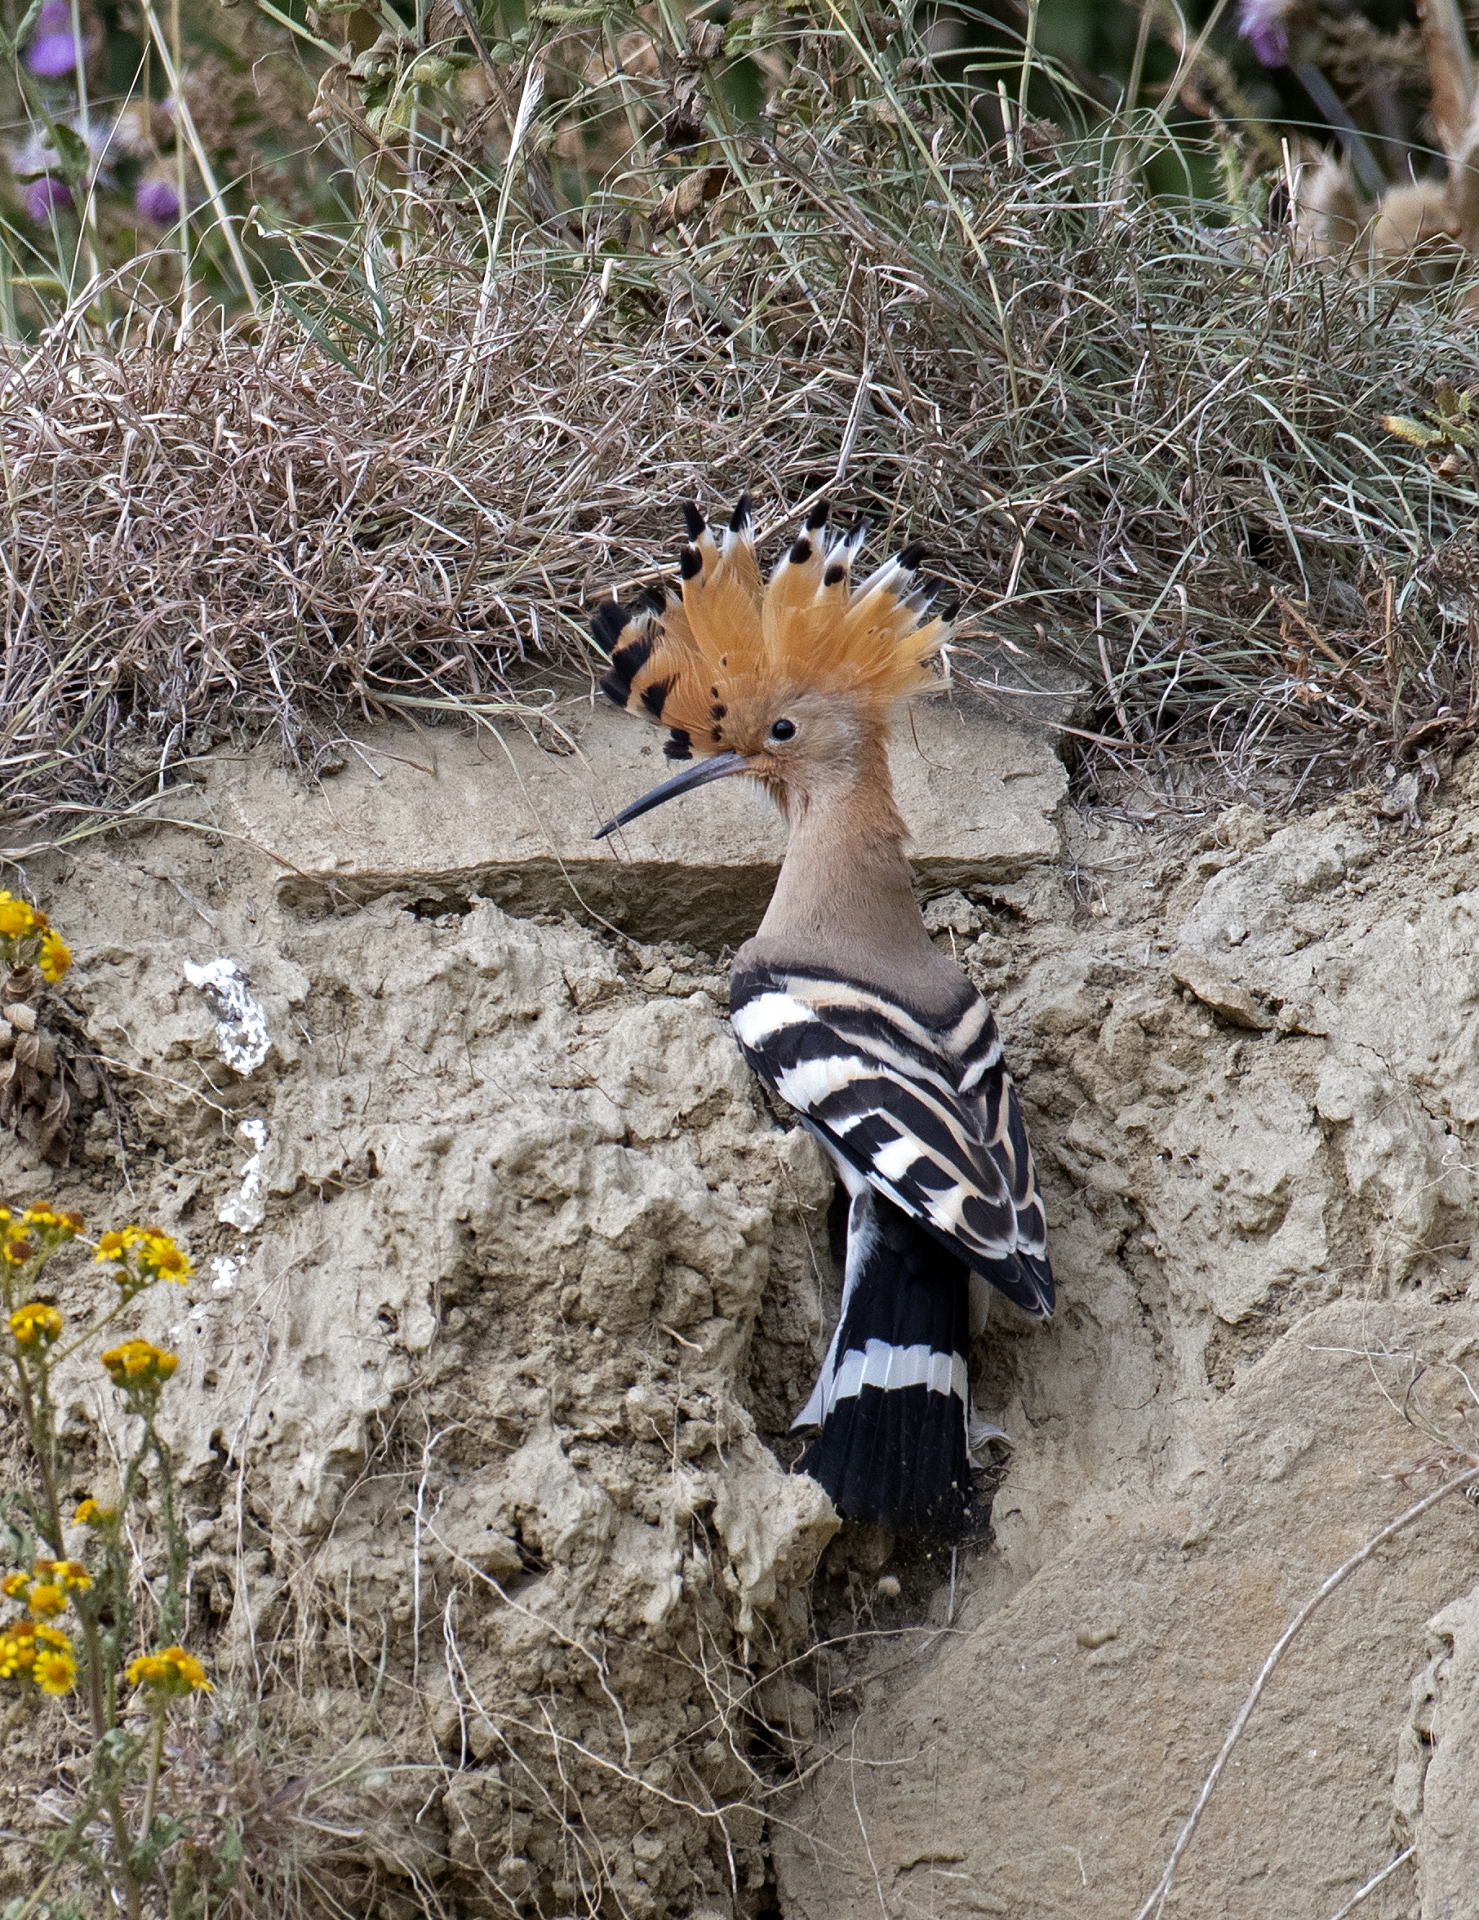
[{"left": 5, "top": 6, "right": 1479, "bottom": 861}]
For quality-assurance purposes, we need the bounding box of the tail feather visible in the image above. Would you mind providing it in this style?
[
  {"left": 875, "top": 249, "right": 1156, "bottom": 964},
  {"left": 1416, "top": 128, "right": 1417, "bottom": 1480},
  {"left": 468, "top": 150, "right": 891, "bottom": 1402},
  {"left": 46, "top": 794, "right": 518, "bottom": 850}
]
[{"left": 794, "top": 1186, "right": 971, "bottom": 1539}]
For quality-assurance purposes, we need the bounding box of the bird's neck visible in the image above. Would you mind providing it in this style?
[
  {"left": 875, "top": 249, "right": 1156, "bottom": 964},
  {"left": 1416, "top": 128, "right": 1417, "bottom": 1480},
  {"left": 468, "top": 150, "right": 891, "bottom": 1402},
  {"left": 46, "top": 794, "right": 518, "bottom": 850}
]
[{"left": 754, "top": 735, "right": 935, "bottom": 973}]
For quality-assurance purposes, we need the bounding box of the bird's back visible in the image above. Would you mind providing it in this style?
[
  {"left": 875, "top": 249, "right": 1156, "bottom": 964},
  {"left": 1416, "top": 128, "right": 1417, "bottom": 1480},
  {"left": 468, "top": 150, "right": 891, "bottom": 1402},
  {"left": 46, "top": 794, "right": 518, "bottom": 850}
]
[{"left": 730, "top": 942, "right": 1052, "bottom": 1316}]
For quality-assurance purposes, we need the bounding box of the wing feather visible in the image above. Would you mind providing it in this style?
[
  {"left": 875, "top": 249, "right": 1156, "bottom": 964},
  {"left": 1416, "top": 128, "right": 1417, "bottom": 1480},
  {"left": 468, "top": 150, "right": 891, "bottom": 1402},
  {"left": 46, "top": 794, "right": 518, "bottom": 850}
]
[{"left": 731, "top": 965, "right": 1053, "bottom": 1316}]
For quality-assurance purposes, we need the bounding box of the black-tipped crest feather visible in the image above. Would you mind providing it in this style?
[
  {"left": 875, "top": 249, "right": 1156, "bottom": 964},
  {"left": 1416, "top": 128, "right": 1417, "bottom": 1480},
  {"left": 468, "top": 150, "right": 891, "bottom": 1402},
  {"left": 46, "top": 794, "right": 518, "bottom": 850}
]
[
  {"left": 591, "top": 598, "right": 630, "bottom": 657},
  {"left": 597, "top": 495, "right": 950, "bottom": 747}
]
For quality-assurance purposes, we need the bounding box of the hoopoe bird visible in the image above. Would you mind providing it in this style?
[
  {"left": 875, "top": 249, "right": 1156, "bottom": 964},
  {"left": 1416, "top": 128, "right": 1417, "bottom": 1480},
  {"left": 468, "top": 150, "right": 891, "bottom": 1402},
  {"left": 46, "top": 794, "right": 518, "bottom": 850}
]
[{"left": 592, "top": 497, "right": 1054, "bottom": 1538}]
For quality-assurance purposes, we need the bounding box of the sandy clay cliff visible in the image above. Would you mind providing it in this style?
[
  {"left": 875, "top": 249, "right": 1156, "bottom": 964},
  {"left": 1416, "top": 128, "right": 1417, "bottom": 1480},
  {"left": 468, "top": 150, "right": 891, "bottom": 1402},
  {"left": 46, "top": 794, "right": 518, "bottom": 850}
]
[{"left": 3, "top": 690, "right": 1478, "bottom": 1920}]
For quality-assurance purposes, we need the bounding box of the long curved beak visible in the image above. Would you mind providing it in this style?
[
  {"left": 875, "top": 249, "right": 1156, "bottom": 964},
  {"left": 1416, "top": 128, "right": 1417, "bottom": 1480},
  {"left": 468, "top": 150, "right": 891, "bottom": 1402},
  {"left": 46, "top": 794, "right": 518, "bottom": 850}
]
[{"left": 593, "top": 750, "right": 750, "bottom": 841}]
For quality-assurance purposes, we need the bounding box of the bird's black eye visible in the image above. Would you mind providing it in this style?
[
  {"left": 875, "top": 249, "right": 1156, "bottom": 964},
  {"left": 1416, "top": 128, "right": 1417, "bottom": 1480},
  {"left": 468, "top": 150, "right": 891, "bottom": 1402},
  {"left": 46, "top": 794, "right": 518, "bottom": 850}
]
[{"left": 770, "top": 718, "right": 797, "bottom": 742}]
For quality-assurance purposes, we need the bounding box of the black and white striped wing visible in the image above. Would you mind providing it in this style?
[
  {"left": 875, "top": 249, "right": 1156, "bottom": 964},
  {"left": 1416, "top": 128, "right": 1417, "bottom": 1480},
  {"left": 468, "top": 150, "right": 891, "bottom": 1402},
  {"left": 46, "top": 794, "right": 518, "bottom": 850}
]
[{"left": 730, "top": 966, "right": 1053, "bottom": 1316}]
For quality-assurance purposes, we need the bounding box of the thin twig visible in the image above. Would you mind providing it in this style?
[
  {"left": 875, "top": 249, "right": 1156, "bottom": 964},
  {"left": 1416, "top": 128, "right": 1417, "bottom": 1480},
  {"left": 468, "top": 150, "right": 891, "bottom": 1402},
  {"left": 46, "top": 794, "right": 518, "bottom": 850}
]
[
  {"left": 1133, "top": 1461, "right": 1479, "bottom": 1920},
  {"left": 1323, "top": 1846, "right": 1416, "bottom": 1920}
]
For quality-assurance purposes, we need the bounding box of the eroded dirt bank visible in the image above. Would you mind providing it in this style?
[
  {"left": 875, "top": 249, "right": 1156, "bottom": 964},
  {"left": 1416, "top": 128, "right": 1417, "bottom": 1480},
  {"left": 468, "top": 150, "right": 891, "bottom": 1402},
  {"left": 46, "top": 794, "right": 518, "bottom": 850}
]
[{"left": 3, "top": 703, "right": 1479, "bottom": 1919}]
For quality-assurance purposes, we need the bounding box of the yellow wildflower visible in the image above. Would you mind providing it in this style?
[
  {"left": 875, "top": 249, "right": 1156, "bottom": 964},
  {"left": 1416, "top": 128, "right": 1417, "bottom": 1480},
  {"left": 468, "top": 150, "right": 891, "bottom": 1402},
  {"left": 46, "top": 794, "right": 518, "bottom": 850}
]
[
  {"left": 48, "top": 1560, "right": 91, "bottom": 1593},
  {"left": 26, "top": 1582, "right": 64, "bottom": 1619},
  {"left": 95, "top": 1225, "right": 186, "bottom": 1296},
  {"left": 34, "top": 1644, "right": 76, "bottom": 1696},
  {"left": 0, "top": 1572, "right": 29, "bottom": 1601},
  {"left": 1, "top": 1235, "right": 34, "bottom": 1268},
  {"left": 135, "top": 1231, "right": 192, "bottom": 1283},
  {"left": 21, "top": 1205, "right": 81, "bottom": 1244},
  {"left": 37, "top": 929, "right": 70, "bottom": 984},
  {"left": 9, "top": 1301, "right": 62, "bottom": 1348},
  {"left": 0, "top": 894, "right": 35, "bottom": 940},
  {"left": 128, "top": 1645, "right": 212, "bottom": 1696},
  {"left": 73, "top": 1497, "right": 117, "bottom": 1530},
  {"left": 0, "top": 1622, "right": 75, "bottom": 1694},
  {"left": 0, "top": 1625, "right": 37, "bottom": 1678},
  {"left": 100, "top": 1339, "right": 178, "bottom": 1390}
]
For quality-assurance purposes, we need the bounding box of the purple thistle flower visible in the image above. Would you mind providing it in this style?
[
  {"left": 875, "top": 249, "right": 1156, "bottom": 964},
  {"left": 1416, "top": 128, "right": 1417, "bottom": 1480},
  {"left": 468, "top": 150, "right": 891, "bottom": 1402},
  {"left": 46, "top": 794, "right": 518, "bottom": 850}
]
[
  {"left": 24, "top": 175, "right": 72, "bottom": 220},
  {"left": 26, "top": 29, "right": 79, "bottom": 76},
  {"left": 26, "top": 2, "right": 81, "bottom": 78},
  {"left": 134, "top": 177, "right": 180, "bottom": 224},
  {"left": 1238, "top": 0, "right": 1290, "bottom": 68}
]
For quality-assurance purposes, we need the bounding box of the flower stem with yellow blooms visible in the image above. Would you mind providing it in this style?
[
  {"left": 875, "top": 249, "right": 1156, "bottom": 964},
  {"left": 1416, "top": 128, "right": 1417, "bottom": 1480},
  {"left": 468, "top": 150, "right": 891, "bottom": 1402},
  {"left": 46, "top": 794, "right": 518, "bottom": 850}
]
[
  {"left": 0, "top": 891, "right": 71, "bottom": 984},
  {"left": 1, "top": 1189, "right": 207, "bottom": 1920}
]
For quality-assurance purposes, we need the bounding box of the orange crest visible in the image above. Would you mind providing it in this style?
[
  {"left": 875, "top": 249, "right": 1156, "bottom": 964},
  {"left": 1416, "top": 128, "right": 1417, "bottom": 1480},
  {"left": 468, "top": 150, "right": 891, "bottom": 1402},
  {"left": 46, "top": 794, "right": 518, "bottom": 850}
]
[{"left": 593, "top": 498, "right": 953, "bottom": 761}]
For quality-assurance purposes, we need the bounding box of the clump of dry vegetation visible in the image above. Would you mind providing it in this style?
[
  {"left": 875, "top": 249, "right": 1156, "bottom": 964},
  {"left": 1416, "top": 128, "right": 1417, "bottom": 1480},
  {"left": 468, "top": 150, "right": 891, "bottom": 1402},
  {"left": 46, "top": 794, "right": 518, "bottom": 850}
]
[{"left": 2, "top": 3, "right": 1479, "bottom": 855}]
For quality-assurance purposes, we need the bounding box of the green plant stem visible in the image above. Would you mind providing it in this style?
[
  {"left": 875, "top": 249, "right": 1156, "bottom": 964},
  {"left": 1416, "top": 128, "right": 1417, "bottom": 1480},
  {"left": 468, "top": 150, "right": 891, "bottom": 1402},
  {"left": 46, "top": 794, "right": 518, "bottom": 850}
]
[
  {"left": 79, "top": 1607, "right": 109, "bottom": 1735},
  {"left": 1122, "top": 0, "right": 1153, "bottom": 122},
  {"left": 651, "top": 0, "right": 688, "bottom": 57},
  {"left": 10, "top": 1351, "right": 63, "bottom": 1551},
  {"left": 247, "top": 0, "right": 340, "bottom": 58},
  {"left": 603, "top": 16, "right": 648, "bottom": 164},
  {"left": 134, "top": 0, "right": 261, "bottom": 315},
  {"left": 65, "top": 0, "right": 107, "bottom": 305},
  {"left": 89, "top": 1546, "right": 142, "bottom": 1917},
  {"left": 11, "top": 1775, "right": 141, "bottom": 1920},
  {"left": 145, "top": 1417, "right": 187, "bottom": 1642},
  {"left": 6, "top": 58, "right": 89, "bottom": 300},
  {"left": 171, "top": 0, "right": 189, "bottom": 321},
  {"left": 7, "top": 1784, "right": 107, "bottom": 1920},
  {"left": 12, "top": 1348, "right": 142, "bottom": 1918},
  {"left": 52, "top": 1292, "right": 131, "bottom": 1366},
  {"left": 1112, "top": 0, "right": 1156, "bottom": 198},
  {"left": 109, "top": 1791, "right": 143, "bottom": 1920},
  {"left": 139, "top": 1707, "right": 165, "bottom": 1840},
  {"left": 1016, "top": 0, "right": 1039, "bottom": 117},
  {"left": 1162, "top": 0, "right": 1235, "bottom": 107}
]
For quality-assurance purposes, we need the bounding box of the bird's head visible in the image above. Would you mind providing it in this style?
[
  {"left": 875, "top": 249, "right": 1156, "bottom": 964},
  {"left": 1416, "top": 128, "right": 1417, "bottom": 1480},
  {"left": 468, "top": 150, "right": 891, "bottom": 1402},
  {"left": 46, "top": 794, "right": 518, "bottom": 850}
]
[{"left": 592, "top": 496, "right": 954, "bottom": 838}]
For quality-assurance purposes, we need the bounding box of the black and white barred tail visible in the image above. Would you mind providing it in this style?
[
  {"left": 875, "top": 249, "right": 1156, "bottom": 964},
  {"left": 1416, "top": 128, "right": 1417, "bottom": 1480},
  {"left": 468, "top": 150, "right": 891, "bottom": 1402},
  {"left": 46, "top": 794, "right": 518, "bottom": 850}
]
[{"left": 796, "top": 1167, "right": 972, "bottom": 1537}]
